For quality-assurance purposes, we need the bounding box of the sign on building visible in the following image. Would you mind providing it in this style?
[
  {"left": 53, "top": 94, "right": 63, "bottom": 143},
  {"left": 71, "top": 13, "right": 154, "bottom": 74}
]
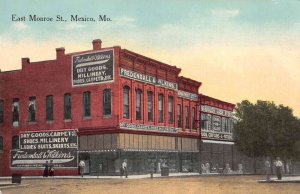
[
  {"left": 72, "top": 50, "right": 114, "bottom": 87},
  {"left": 11, "top": 129, "right": 78, "bottom": 168}
]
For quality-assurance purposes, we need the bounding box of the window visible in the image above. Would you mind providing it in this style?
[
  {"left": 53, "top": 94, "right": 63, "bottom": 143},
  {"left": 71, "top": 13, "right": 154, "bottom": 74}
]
[
  {"left": 136, "top": 89, "right": 142, "bottom": 120},
  {"left": 83, "top": 91, "right": 91, "bottom": 117},
  {"left": 158, "top": 94, "right": 164, "bottom": 123},
  {"left": 224, "top": 117, "right": 229, "bottom": 132},
  {"left": 0, "top": 136, "right": 3, "bottom": 151},
  {"left": 222, "top": 117, "right": 226, "bottom": 132},
  {"left": 12, "top": 136, "right": 19, "bottom": 150},
  {"left": 192, "top": 107, "right": 196, "bottom": 129},
  {"left": 0, "top": 100, "right": 3, "bottom": 124},
  {"left": 168, "top": 96, "right": 174, "bottom": 124},
  {"left": 46, "top": 95, "right": 53, "bottom": 121},
  {"left": 28, "top": 97, "right": 36, "bottom": 122},
  {"left": 64, "top": 93, "right": 72, "bottom": 120},
  {"left": 12, "top": 98, "right": 19, "bottom": 127},
  {"left": 123, "top": 86, "right": 130, "bottom": 119},
  {"left": 177, "top": 104, "right": 182, "bottom": 128},
  {"left": 207, "top": 114, "right": 212, "bottom": 130},
  {"left": 147, "top": 91, "right": 153, "bottom": 121},
  {"left": 185, "top": 106, "right": 190, "bottom": 129},
  {"left": 201, "top": 113, "right": 207, "bottom": 130},
  {"left": 103, "top": 89, "right": 112, "bottom": 116}
]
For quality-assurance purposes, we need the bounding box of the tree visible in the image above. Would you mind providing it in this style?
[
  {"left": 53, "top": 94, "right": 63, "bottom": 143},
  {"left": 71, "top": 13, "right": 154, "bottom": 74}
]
[{"left": 234, "top": 100, "right": 300, "bottom": 172}]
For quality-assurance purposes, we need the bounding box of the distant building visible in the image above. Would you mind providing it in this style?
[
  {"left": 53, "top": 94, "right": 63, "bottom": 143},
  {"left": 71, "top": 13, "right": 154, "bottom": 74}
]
[{"left": 0, "top": 39, "right": 234, "bottom": 176}]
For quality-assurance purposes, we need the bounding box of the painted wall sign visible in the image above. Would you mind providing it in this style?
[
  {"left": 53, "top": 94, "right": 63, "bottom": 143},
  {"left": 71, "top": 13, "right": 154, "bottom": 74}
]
[
  {"left": 120, "top": 68, "right": 156, "bottom": 85},
  {"left": 177, "top": 90, "right": 198, "bottom": 101},
  {"left": 201, "top": 131, "right": 233, "bottom": 141},
  {"left": 201, "top": 105, "right": 233, "bottom": 117},
  {"left": 157, "top": 79, "right": 178, "bottom": 90},
  {"left": 11, "top": 129, "right": 78, "bottom": 168},
  {"left": 119, "top": 122, "right": 178, "bottom": 133},
  {"left": 72, "top": 50, "right": 114, "bottom": 86}
]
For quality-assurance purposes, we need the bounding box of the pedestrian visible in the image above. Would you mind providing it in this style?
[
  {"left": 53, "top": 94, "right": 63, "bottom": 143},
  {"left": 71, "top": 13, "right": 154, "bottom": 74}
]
[
  {"left": 43, "top": 161, "right": 49, "bottom": 177},
  {"left": 79, "top": 160, "right": 85, "bottom": 177},
  {"left": 122, "top": 159, "right": 128, "bottom": 178},
  {"left": 264, "top": 157, "right": 271, "bottom": 181},
  {"left": 275, "top": 157, "right": 283, "bottom": 180},
  {"left": 49, "top": 160, "right": 54, "bottom": 177}
]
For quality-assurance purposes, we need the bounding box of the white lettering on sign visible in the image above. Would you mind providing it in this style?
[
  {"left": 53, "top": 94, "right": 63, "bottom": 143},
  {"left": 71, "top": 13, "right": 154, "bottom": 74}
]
[
  {"left": 201, "top": 105, "right": 233, "bottom": 117},
  {"left": 119, "top": 122, "right": 178, "bottom": 133}
]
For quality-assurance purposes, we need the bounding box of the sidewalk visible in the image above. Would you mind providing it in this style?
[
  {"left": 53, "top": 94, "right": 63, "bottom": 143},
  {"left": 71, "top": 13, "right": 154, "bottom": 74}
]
[{"left": 258, "top": 176, "right": 300, "bottom": 183}]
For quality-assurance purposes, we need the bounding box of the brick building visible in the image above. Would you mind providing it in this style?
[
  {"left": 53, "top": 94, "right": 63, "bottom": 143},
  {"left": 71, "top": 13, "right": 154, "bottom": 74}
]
[{"left": 0, "top": 39, "right": 234, "bottom": 176}]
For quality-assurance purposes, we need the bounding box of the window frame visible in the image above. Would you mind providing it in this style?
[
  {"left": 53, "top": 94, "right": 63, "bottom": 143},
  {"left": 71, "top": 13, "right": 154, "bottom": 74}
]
[
  {"left": 177, "top": 104, "right": 182, "bottom": 128},
  {"left": 103, "top": 89, "right": 112, "bottom": 116},
  {"left": 64, "top": 93, "right": 72, "bottom": 120},
  {"left": 158, "top": 94, "right": 164, "bottom": 123},
  {"left": 185, "top": 106, "right": 190, "bottom": 129},
  {"left": 83, "top": 91, "right": 91, "bottom": 118},
  {"left": 28, "top": 96, "right": 36, "bottom": 122},
  {"left": 46, "top": 95, "right": 53, "bottom": 121},
  {"left": 123, "top": 86, "right": 130, "bottom": 119},
  {"left": 147, "top": 91, "right": 153, "bottom": 122},
  {"left": 168, "top": 96, "right": 174, "bottom": 124},
  {"left": 136, "top": 89, "right": 142, "bottom": 120}
]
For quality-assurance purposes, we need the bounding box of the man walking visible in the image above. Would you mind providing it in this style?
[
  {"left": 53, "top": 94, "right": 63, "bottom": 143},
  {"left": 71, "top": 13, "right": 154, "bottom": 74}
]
[
  {"left": 79, "top": 160, "right": 85, "bottom": 177},
  {"left": 275, "top": 157, "right": 283, "bottom": 180},
  {"left": 122, "top": 159, "right": 128, "bottom": 178}
]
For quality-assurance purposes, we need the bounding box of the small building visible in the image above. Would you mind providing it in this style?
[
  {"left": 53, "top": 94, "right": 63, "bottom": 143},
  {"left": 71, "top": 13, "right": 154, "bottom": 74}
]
[{"left": 0, "top": 39, "right": 234, "bottom": 176}]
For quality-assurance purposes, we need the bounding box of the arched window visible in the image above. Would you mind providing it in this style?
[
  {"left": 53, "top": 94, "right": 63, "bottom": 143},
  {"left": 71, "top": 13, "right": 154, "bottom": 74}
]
[
  {"left": 136, "top": 89, "right": 142, "bottom": 120},
  {"left": 28, "top": 96, "right": 36, "bottom": 122},
  {"left": 103, "top": 89, "right": 112, "bottom": 116},
  {"left": 0, "top": 136, "right": 3, "bottom": 151},
  {"left": 64, "top": 93, "right": 72, "bottom": 120},
  {"left": 158, "top": 94, "right": 164, "bottom": 123},
  {"left": 192, "top": 107, "right": 196, "bottom": 129},
  {"left": 46, "top": 95, "right": 53, "bottom": 121},
  {"left": 83, "top": 91, "right": 91, "bottom": 117},
  {"left": 168, "top": 96, "right": 174, "bottom": 124},
  {"left": 185, "top": 106, "right": 190, "bottom": 129},
  {"left": 147, "top": 91, "right": 153, "bottom": 122},
  {"left": 12, "top": 136, "right": 19, "bottom": 150},
  {"left": 12, "top": 98, "right": 19, "bottom": 127},
  {"left": 123, "top": 86, "right": 130, "bottom": 119},
  {"left": 177, "top": 104, "right": 182, "bottom": 128}
]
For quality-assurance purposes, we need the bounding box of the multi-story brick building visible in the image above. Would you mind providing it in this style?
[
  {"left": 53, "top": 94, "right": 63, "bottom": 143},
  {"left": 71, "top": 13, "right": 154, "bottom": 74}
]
[{"left": 0, "top": 39, "right": 234, "bottom": 176}]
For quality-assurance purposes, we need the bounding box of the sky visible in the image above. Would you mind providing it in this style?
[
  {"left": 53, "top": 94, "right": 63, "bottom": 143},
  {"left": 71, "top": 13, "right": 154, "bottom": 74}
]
[{"left": 0, "top": 0, "right": 299, "bottom": 117}]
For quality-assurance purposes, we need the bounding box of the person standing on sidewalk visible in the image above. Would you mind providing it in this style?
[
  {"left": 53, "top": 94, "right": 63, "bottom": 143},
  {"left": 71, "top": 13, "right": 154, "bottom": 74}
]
[
  {"left": 79, "top": 160, "right": 85, "bottom": 177},
  {"left": 43, "top": 161, "right": 49, "bottom": 177},
  {"left": 122, "top": 159, "right": 128, "bottom": 178},
  {"left": 49, "top": 160, "right": 55, "bottom": 177},
  {"left": 264, "top": 157, "right": 271, "bottom": 181},
  {"left": 275, "top": 157, "right": 283, "bottom": 180}
]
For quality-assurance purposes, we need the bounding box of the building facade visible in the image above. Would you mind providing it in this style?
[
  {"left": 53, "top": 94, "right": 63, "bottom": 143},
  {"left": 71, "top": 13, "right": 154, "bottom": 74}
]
[{"left": 0, "top": 39, "right": 234, "bottom": 176}]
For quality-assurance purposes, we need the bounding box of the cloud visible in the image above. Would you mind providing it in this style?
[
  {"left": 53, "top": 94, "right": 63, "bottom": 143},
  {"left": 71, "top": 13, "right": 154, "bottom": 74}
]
[
  {"left": 12, "top": 22, "right": 29, "bottom": 30},
  {"left": 211, "top": 9, "right": 240, "bottom": 18}
]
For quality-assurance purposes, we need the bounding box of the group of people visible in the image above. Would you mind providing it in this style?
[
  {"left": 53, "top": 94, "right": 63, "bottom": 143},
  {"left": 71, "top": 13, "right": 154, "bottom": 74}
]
[
  {"left": 43, "top": 160, "right": 55, "bottom": 177},
  {"left": 265, "top": 157, "right": 284, "bottom": 181}
]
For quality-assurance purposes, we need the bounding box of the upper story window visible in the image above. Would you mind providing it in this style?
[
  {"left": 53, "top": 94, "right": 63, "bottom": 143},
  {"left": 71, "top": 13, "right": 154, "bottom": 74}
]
[
  {"left": 207, "top": 114, "right": 212, "bottom": 130},
  {"left": 12, "top": 136, "right": 19, "bottom": 150},
  {"left": 147, "top": 91, "right": 153, "bottom": 122},
  {"left": 0, "top": 136, "right": 3, "bottom": 151},
  {"left": 185, "top": 106, "right": 190, "bottom": 129},
  {"left": 103, "top": 89, "right": 112, "bottom": 116},
  {"left": 64, "top": 93, "right": 72, "bottom": 120},
  {"left": 0, "top": 100, "right": 3, "bottom": 124},
  {"left": 12, "top": 98, "right": 19, "bottom": 127},
  {"left": 123, "top": 86, "right": 130, "bottom": 119},
  {"left": 46, "top": 95, "right": 53, "bottom": 121},
  {"left": 136, "top": 89, "right": 142, "bottom": 120},
  {"left": 158, "top": 94, "right": 164, "bottom": 123},
  {"left": 224, "top": 117, "right": 229, "bottom": 132},
  {"left": 192, "top": 107, "right": 196, "bottom": 130},
  {"left": 222, "top": 117, "right": 226, "bottom": 132},
  {"left": 201, "top": 113, "right": 207, "bottom": 130},
  {"left": 168, "top": 96, "right": 174, "bottom": 124},
  {"left": 177, "top": 104, "right": 182, "bottom": 128},
  {"left": 83, "top": 91, "right": 91, "bottom": 117},
  {"left": 28, "top": 96, "right": 36, "bottom": 122}
]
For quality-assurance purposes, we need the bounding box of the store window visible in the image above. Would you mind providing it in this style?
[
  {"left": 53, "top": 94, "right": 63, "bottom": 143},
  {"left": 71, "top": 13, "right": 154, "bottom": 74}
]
[
  {"left": 103, "top": 89, "right": 112, "bottom": 116},
  {"left": 177, "top": 104, "right": 182, "bottom": 128},
  {"left": 83, "top": 91, "right": 91, "bottom": 117},
  {"left": 64, "top": 93, "right": 72, "bottom": 120},
  {"left": 46, "top": 95, "right": 53, "bottom": 121},
  {"left": 0, "top": 100, "right": 3, "bottom": 124},
  {"left": 185, "top": 106, "right": 190, "bottom": 129},
  {"left": 168, "top": 96, "right": 174, "bottom": 124},
  {"left": 158, "top": 94, "right": 164, "bottom": 123},
  {"left": 136, "top": 89, "right": 142, "bottom": 120},
  {"left": 12, "top": 136, "right": 19, "bottom": 150},
  {"left": 192, "top": 107, "right": 196, "bottom": 129},
  {"left": 12, "top": 98, "right": 19, "bottom": 127},
  {"left": 147, "top": 91, "right": 153, "bottom": 122},
  {"left": 28, "top": 96, "right": 36, "bottom": 122},
  {"left": 0, "top": 136, "right": 3, "bottom": 151},
  {"left": 123, "top": 86, "right": 130, "bottom": 119}
]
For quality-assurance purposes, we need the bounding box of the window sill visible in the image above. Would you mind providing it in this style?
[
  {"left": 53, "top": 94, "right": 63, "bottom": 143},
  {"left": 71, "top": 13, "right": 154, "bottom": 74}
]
[
  {"left": 46, "top": 120, "right": 54, "bottom": 124},
  {"left": 103, "top": 115, "right": 112, "bottom": 119},
  {"left": 29, "top": 121, "right": 37, "bottom": 125},
  {"left": 83, "top": 116, "right": 91, "bottom": 120},
  {"left": 64, "top": 119, "right": 72, "bottom": 123}
]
